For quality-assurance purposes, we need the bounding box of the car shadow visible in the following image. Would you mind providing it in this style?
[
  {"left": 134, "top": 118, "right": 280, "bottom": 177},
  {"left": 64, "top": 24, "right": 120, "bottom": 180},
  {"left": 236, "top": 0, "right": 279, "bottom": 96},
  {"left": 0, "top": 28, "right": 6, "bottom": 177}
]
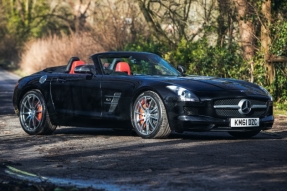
[{"left": 53, "top": 126, "right": 284, "bottom": 141}]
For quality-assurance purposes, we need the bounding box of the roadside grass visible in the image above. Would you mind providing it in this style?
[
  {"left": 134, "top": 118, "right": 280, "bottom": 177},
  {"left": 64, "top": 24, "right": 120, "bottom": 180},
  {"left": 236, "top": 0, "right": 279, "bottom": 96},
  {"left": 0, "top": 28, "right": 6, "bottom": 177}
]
[
  {"left": 12, "top": 69, "right": 26, "bottom": 77},
  {"left": 0, "top": 61, "right": 18, "bottom": 71},
  {"left": 0, "top": 62, "right": 26, "bottom": 77},
  {"left": 274, "top": 108, "right": 287, "bottom": 116}
]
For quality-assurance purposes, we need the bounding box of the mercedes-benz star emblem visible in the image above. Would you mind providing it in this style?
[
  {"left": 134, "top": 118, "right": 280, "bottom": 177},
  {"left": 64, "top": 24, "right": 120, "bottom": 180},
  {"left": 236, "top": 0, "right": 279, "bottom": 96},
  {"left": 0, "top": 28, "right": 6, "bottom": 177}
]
[{"left": 238, "top": 99, "right": 251, "bottom": 114}]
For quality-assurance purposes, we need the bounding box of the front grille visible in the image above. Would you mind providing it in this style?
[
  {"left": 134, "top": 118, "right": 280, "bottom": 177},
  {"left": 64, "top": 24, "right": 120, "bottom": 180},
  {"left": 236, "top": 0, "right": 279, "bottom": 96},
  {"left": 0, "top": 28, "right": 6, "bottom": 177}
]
[
  {"left": 214, "top": 99, "right": 266, "bottom": 106},
  {"left": 183, "top": 107, "right": 198, "bottom": 116},
  {"left": 215, "top": 109, "right": 266, "bottom": 117},
  {"left": 214, "top": 99, "right": 241, "bottom": 105},
  {"left": 215, "top": 109, "right": 241, "bottom": 117},
  {"left": 253, "top": 110, "right": 267, "bottom": 116},
  {"left": 214, "top": 99, "right": 268, "bottom": 117}
]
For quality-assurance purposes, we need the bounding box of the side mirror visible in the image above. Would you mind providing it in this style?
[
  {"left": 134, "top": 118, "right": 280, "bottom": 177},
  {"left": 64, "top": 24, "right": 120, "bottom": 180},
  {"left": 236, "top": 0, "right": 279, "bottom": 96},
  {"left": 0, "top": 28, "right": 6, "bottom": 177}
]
[
  {"left": 74, "top": 65, "right": 94, "bottom": 74},
  {"left": 177, "top": 65, "right": 186, "bottom": 75},
  {"left": 74, "top": 65, "right": 95, "bottom": 80}
]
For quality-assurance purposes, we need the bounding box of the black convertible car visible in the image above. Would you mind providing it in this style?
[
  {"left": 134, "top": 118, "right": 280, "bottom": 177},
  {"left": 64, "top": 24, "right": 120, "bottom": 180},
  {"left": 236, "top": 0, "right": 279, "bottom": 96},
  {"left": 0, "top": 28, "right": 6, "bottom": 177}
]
[{"left": 13, "top": 51, "right": 274, "bottom": 138}]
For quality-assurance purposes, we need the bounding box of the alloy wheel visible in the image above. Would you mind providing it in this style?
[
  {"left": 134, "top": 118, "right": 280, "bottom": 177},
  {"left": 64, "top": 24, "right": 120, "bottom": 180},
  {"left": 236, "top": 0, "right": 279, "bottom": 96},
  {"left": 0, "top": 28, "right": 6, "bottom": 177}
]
[
  {"left": 133, "top": 95, "right": 159, "bottom": 136},
  {"left": 20, "top": 94, "right": 43, "bottom": 132}
]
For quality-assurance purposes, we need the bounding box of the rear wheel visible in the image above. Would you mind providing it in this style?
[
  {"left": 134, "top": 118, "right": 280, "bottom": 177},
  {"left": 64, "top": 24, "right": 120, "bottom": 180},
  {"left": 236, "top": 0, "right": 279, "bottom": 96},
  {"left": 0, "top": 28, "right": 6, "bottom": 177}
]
[
  {"left": 19, "top": 90, "right": 56, "bottom": 135},
  {"left": 228, "top": 130, "right": 260, "bottom": 138},
  {"left": 131, "top": 91, "right": 171, "bottom": 139}
]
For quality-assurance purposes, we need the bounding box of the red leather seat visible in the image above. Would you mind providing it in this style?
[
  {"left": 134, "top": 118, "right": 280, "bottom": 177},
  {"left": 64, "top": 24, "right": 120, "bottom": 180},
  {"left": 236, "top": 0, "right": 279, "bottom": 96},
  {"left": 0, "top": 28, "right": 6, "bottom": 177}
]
[
  {"left": 115, "top": 62, "right": 131, "bottom": 75},
  {"left": 69, "top": 60, "right": 85, "bottom": 74}
]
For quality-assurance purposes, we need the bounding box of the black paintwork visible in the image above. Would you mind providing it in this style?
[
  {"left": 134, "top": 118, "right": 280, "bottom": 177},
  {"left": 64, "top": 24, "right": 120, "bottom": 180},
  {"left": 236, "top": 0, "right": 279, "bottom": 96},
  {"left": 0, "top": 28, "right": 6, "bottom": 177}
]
[{"left": 12, "top": 51, "right": 274, "bottom": 132}]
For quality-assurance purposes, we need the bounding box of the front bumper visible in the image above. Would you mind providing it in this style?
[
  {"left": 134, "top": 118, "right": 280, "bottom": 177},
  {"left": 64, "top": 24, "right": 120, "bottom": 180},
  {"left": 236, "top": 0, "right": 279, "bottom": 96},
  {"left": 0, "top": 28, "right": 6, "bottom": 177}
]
[{"left": 174, "top": 115, "right": 274, "bottom": 132}]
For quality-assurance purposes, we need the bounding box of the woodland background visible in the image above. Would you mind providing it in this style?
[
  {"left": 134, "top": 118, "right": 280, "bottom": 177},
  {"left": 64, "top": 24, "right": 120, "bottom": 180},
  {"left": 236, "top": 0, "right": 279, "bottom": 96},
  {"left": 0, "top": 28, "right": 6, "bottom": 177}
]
[{"left": 0, "top": 0, "right": 286, "bottom": 109}]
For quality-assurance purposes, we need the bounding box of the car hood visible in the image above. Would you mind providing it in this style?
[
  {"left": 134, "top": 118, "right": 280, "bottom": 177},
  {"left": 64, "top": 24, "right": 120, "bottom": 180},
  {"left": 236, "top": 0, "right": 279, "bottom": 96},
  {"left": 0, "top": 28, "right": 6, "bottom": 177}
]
[{"left": 152, "top": 75, "right": 267, "bottom": 96}]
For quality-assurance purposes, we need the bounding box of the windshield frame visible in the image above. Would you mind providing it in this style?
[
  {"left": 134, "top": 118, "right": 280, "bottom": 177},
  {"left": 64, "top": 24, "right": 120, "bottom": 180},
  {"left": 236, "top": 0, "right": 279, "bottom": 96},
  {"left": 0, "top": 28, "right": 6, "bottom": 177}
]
[{"left": 95, "top": 52, "right": 181, "bottom": 77}]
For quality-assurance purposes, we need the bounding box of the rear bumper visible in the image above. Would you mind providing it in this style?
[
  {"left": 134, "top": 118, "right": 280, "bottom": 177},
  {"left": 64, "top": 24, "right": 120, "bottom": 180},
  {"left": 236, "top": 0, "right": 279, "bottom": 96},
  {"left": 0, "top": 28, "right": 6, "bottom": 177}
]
[{"left": 173, "top": 115, "right": 274, "bottom": 132}]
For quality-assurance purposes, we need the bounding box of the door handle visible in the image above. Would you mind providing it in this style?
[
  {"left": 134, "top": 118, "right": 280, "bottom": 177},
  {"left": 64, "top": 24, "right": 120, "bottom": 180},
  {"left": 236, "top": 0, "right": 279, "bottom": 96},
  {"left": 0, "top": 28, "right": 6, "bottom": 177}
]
[{"left": 57, "top": 78, "right": 66, "bottom": 83}]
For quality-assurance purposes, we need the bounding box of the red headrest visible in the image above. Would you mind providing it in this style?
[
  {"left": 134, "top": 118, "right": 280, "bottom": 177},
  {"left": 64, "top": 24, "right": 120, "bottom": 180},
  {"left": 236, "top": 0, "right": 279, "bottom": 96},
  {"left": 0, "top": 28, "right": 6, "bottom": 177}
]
[
  {"left": 115, "top": 62, "right": 131, "bottom": 75},
  {"left": 69, "top": 60, "right": 85, "bottom": 74}
]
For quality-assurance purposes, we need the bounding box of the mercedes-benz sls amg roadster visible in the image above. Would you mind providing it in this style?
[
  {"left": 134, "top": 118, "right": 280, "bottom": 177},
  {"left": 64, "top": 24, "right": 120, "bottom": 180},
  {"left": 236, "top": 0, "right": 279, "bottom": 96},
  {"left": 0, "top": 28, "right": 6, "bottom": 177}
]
[{"left": 12, "top": 51, "right": 274, "bottom": 138}]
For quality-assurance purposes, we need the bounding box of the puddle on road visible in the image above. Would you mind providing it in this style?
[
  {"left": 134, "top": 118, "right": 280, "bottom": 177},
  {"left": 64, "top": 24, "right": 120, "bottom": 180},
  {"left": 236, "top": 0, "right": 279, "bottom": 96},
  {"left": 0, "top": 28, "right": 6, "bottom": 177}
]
[{"left": 5, "top": 165, "right": 139, "bottom": 191}]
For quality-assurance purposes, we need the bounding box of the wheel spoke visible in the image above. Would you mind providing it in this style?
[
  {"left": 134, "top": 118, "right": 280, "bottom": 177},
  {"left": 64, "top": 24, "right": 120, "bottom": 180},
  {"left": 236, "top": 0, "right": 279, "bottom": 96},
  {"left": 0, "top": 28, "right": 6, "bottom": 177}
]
[
  {"left": 140, "top": 121, "right": 145, "bottom": 132},
  {"left": 136, "top": 100, "right": 143, "bottom": 111},
  {"left": 135, "top": 111, "right": 143, "bottom": 115},
  {"left": 22, "top": 102, "right": 30, "bottom": 111},
  {"left": 28, "top": 117, "right": 33, "bottom": 128},
  {"left": 32, "top": 116, "right": 36, "bottom": 128},
  {"left": 148, "top": 99, "right": 154, "bottom": 109},
  {"left": 146, "top": 119, "right": 149, "bottom": 133},
  {"left": 24, "top": 115, "right": 31, "bottom": 122},
  {"left": 34, "top": 116, "right": 40, "bottom": 123},
  {"left": 150, "top": 114, "right": 158, "bottom": 120},
  {"left": 35, "top": 101, "right": 41, "bottom": 108},
  {"left": 31, "top": 96, "right": 35, "bottom": 108},
  {"left": 148, "top": 119, "right": 155, "bottom": 130},
  {"left": 150, "top": 107, "right": 157, "bottom": 114},
  {"left": 27, "top": 96, "right": 33, "bottom": 109}
]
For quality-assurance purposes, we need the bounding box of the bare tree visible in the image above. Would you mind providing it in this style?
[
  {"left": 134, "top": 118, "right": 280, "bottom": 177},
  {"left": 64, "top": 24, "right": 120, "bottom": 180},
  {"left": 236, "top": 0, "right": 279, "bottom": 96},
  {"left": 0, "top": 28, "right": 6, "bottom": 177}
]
[
  {"left": 216, "top": 0, "right": 237, "bottom": 47},
  {"left": 88, "top": 0, "right": 148, "bottom": 51},
  {"left": 136, "top": 0, "right": 218, "bottom": 44},
  {"left": 65, "top": 0, "right": 93, "bottom": 33}
]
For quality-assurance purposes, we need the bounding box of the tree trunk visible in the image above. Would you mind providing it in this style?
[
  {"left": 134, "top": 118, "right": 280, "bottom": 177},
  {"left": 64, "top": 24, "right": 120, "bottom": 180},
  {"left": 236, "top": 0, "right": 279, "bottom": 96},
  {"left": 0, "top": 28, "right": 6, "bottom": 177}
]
[
  {"left": 216, "top": 0, "right": 228, "bottom": 46},
  {"left": 261, "top": 0, "right": 274, "bottom": 84},
  {"left": 234, "top": 0, "right": 255, "bottom": 82},
  {"left": 74, "top": 0, "right": 91, "bottom": 33}
]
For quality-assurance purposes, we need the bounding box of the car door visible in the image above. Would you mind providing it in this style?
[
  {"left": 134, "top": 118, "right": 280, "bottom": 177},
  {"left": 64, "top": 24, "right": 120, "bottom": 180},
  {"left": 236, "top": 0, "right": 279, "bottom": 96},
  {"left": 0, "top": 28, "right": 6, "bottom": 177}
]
[
  {"left": 50, "top": 73, "right": 101, "bottom": 120},
  {"left": 50, "top": 74, "right": 74, "bottom": 118},
  {"left": 70, "top": 74, "right": 102, "bottom": 118}
]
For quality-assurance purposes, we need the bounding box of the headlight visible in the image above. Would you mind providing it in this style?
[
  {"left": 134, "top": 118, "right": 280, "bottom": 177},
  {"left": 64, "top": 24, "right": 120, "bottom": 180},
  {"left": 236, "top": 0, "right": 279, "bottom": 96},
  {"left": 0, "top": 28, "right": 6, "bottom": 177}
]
[
  {"left": 166, "top": 85, "right": 199, "bottom": 102},
  {"left": 259, "top": 86, "right": 273, "bottom": 101}
]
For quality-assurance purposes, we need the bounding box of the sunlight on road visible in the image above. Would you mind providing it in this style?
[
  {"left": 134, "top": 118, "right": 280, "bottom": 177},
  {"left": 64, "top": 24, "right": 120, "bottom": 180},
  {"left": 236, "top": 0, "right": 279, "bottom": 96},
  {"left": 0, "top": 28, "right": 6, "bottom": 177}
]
[{"left": 5, "top": 165, "right": 139, "bottom": 191}]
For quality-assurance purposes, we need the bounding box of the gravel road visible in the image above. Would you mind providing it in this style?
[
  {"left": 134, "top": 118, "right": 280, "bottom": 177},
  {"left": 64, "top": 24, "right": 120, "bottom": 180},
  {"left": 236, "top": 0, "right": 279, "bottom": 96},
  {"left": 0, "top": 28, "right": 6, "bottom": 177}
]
[{"left": 0, "top": 67, "right": 286, "bottom": 191}]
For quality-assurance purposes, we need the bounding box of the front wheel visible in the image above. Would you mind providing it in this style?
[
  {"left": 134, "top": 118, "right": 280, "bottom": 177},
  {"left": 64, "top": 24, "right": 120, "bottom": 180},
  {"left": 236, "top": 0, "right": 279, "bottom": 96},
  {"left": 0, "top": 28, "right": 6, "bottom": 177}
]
[
  {"left": 228, "top": 130, "right": 261, "bottom": 138},
  {"left": 19, "top": 90, "right": 56, "bottom": 135},
  {"left": 131, "top": 91, "right": 171, "bottom": 139}
]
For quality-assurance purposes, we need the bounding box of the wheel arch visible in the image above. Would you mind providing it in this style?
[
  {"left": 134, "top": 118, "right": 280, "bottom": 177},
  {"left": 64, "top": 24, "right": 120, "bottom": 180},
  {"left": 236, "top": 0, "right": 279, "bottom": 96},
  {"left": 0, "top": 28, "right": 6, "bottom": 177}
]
[
  {"left": 17, "top": 85, "right": 55, "bottom": 119},
  {"left": 17, "top": 86, "right": 40, "bottom": 108}
]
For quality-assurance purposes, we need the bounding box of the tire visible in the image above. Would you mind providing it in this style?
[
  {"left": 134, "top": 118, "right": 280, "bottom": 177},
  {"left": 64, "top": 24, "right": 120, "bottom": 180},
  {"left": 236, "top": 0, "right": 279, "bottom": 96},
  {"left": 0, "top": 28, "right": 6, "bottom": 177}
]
[
  {"left": 19, "top": 90, "right": 56, "bottom": 135},
  {"left": 131, "top": 91, "right": 171, "bottom": 138},
  {"left": 228, "top": 130, "right": 260, "bottom": 138}
]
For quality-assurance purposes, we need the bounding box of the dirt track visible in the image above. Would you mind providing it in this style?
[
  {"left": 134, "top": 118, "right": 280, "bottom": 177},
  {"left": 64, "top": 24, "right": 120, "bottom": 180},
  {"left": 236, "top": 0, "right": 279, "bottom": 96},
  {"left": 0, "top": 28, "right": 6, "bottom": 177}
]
[{"left": 0, "top": 114, "right": 287, "bottom": 191}]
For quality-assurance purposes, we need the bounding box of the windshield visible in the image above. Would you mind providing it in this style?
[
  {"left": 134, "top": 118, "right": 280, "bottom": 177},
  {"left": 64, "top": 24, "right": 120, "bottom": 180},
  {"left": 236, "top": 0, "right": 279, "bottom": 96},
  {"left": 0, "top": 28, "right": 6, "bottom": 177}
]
[{"left": 99, "top": 53, "right": 180, "bottom": 76}]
